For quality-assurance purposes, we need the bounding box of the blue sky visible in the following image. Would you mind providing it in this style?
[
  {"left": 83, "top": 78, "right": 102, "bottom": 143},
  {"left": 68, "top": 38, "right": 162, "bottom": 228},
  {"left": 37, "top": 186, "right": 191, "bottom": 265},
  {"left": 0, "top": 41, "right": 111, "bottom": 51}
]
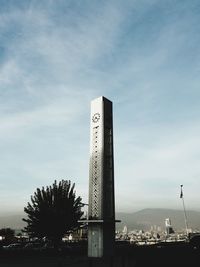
[{"left": 1, "top": 0, "right": 200, "bottom": 214}]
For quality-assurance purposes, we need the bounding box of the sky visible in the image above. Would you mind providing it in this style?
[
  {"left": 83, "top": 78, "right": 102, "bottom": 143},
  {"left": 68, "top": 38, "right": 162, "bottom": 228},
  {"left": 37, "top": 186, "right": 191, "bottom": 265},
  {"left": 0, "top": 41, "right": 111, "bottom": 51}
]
[{"left": 1, "top": 0, "right": 200, "bottom": 215}]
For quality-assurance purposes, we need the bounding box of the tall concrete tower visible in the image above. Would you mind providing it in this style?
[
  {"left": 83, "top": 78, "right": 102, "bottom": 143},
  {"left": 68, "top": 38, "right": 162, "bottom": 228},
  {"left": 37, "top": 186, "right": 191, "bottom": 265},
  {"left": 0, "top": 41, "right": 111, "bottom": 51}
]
[{"left": 88, "top": 96, "right": 115, "bottom": 258}]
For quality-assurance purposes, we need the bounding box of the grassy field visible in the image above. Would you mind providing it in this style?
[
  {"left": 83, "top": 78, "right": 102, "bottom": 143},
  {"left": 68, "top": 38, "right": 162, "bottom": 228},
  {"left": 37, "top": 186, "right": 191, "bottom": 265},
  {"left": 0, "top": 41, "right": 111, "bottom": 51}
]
[{"left": 0, "top": 242, "right": 200, "bottom": 267}]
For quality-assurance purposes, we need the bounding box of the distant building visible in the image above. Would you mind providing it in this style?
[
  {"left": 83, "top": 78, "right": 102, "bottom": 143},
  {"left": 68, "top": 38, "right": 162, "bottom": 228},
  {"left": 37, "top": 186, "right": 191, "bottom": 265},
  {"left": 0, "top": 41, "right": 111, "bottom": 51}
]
[
  {"left": 165, "top": 218, "right": 174, "bottom": 235},
  {"left": 122, "top": 225, "right": 128, "bottom": 235}
]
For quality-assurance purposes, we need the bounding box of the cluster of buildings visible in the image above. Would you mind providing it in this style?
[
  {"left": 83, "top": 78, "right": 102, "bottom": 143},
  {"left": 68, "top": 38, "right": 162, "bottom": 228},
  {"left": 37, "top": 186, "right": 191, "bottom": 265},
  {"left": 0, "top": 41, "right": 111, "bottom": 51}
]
[{"left": 115, "top": 218, "right": 196, "bottom": 245}]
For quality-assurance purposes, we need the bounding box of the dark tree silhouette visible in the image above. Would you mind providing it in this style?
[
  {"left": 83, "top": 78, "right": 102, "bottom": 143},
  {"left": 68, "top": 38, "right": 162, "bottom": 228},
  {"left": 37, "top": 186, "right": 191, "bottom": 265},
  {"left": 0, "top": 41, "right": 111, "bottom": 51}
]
[
  {"left": 0, "top": 228, "right": 15, "bottom": 243},
  {"left": 23, "top": 180, "right": 84, "bottom": 247}
]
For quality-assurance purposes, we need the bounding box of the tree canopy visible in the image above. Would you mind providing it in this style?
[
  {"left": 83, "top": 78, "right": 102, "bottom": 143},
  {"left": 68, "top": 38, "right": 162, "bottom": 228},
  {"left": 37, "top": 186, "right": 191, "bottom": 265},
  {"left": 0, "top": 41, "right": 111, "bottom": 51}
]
[{"left": 23, "top": 180, "right": 84, "bottom": 246}]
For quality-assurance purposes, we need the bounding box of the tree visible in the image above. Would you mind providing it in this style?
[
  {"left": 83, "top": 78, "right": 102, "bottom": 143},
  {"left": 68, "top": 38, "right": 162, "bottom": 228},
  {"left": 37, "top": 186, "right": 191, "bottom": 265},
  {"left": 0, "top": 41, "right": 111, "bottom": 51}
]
[
  {"left": 23, "top": 180, "right": 84, "bottom": 247},
  {"left": 0, "top": 228, "right": 15, "bottom": 243}
]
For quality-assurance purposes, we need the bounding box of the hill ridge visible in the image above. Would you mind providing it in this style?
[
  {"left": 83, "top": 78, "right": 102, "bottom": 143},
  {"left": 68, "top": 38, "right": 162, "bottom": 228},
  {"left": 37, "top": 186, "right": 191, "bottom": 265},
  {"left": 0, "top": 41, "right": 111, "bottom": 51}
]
[{"left": 1, "top": 208, "right": 200, "bottom": 231}]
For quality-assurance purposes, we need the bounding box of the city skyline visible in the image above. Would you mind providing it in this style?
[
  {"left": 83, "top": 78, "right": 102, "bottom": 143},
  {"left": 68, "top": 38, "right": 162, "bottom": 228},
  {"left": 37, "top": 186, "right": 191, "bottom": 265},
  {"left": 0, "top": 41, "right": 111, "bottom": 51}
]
[{"left": 1, "top": 0, "right": 200, "bottom": 215}]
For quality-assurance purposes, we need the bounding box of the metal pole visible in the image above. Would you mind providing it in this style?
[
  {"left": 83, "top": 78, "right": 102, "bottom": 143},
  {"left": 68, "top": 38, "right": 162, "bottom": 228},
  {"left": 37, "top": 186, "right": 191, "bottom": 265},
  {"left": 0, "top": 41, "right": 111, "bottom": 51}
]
[{"left": 180, "top": 185, "right": 189, "bottom": 236}]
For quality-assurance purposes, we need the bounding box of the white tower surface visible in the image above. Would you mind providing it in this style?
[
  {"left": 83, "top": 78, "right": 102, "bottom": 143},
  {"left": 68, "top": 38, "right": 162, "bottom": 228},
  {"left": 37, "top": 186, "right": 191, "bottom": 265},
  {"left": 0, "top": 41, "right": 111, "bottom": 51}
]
[{"left": 88, "top": 96, "right": 116, "bottom": 258}]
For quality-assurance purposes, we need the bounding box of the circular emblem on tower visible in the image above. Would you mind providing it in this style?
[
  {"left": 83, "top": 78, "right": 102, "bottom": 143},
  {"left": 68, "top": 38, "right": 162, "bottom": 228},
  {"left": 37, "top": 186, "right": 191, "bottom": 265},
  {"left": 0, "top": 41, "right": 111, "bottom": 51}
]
[{"left": 92, "top": 113, "right": 100, "bottom": 123}]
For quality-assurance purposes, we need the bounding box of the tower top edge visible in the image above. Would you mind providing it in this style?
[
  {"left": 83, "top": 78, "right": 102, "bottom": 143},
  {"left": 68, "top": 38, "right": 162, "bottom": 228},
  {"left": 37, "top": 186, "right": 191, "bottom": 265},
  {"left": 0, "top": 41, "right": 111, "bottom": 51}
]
[{"left": 91, "top": 96, "right": 112, "bottom": 103}]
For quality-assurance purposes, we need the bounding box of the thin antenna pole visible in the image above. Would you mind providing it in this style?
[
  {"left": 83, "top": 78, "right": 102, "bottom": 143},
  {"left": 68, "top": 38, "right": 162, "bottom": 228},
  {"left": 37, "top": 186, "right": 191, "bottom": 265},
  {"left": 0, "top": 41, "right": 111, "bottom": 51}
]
[{"left": 180, "top": 185, "right": 189, "bottom": 236}]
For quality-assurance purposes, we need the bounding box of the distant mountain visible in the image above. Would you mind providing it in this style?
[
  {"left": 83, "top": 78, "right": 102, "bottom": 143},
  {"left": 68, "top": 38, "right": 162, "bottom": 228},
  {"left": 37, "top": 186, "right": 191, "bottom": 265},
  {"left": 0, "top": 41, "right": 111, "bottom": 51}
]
[
  {"left": 0, "top": 213, "right": 26, "bottom": 230},
  {"left": 116, "top": 208, "right": 200, "bottom": 231},
  {"left": 1, "top": 208, "right": 200, "bottom": 232}
]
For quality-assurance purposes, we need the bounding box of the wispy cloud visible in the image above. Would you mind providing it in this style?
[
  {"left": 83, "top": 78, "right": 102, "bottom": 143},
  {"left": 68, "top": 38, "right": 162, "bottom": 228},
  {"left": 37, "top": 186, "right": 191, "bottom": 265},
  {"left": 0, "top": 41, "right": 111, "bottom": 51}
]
[
  {"left": 115, "top": 120, "right": 200, "bottom": 211},
  {"left": 1, "top": 0, "right": 200, "bottom": 213}
]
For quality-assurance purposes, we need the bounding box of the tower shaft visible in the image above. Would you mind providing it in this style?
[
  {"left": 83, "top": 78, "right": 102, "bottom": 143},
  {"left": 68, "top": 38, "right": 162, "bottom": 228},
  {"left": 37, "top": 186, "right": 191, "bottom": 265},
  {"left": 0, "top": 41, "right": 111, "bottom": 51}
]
[{"left": 88, "top": 96, "right": 115, "bottom": 258}]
